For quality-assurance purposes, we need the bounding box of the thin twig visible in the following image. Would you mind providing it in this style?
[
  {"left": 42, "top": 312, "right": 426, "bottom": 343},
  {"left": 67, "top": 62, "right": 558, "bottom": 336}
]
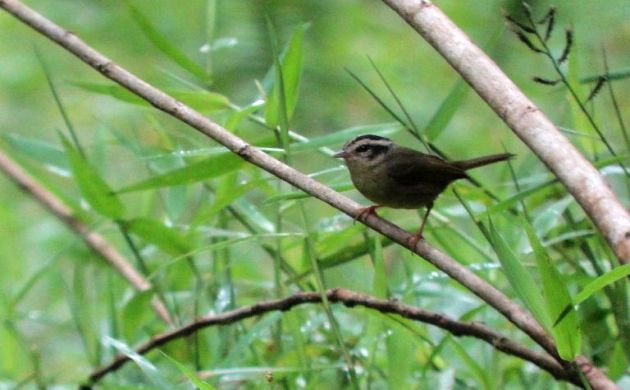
[
  {"left": 85, "top": 288, "right": 579, "bottom": 386},
  {"left": 0, "top": 149, "right": 173, "bottom": 325}
]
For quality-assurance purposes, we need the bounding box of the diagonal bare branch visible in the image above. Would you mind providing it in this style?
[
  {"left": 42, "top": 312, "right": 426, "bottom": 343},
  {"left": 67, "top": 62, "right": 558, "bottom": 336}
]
[{"left": 0, "top": 149, "right": 173, "bottom": 325}]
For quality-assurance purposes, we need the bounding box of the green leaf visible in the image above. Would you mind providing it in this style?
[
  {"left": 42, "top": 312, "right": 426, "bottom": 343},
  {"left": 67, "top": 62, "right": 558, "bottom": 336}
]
[
  {"left": 264, "top": 23, "right": 309, "bottom": 129},
  {"left": 574, "top": 263, "right": 630, "bottom": 306},
  {"left": 161, "top": 352, "right": 217, "bottom": 390},
  {"left": 265, "top": 183, "right": 353, "bottom": 203},
  {"left": 126, "top": 3, "right": 208, "bottom": 82},
  {"left": 121, "top": 290, "right": 154, "bottom": 339},
  {"left": 104, "top": 336, "right": 172, "bottom": 390},
  {"left": 369, "top": 235, "right": 388, "bottom": 298},
  {"left": 487, "top": 221, "right": 551, "bottom": 329},
  {"left": 196, "top": 177, "right": 262, "bottom": 222},
  {"left": 2, "top": 133, "right": 68, "bottom": 171},
  {"left": 386, "top": 323, "right": 415, "bottom": 389},
  {"left": 70, "top": 81, "right": 230, "bottom": 114},
  {"left": 69, "top": 80, "right": 147, "bottom": 105},
  {"left": 523, "top": 218, "right": 580, "bottom": 360},
  {"left": 59, "top": 133, "right": 125, "bottom": 219},
  {"left": 424, "top": 79, "right": 469, "bottom": 141},
  {"left": 221, "top": 312, "right": 283, "bottom": 367},
  {"left": 125, "top": 217, "right": 190, "bottom": 256},
  {"left": 117, "top": 152, "right": 243, "bottom": 193}
]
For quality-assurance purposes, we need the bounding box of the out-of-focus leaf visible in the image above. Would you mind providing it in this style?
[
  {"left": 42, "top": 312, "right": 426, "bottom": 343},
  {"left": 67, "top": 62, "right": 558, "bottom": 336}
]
[
  {"left": 573, "top": 263, "right": 630, "bottom": 306},
  {"left": 121, "top": 290, "right": 154, "bottom": 339},
  {"left": 264, "top": 23, "right": 308, "bottom": 129},
  {"left": 127, "top": 3, "right": 208, "bottom": 82},
  {"left": 424, "top": 79, "right": 469, "bottom": 141},
  {"left": 386, "top": 324, "right": 415, "bottom": 389},
  {"left": 264, "top": 183, "right": 353, "bottom": 203},
  {"left": 117, "top": 152, "right": 243, "bottom": 193},
  {"left": 2, "top": 134, "right": 68, "bottom": 171},
  {"left": 450, "top": 338, "right": 491, "bottom": 390},
  {"left": 524, "top": 218, "right": 580, "bottom": 360},
  {"left": 125, "top": 217, "right": 190, "bottom": 256},
  {"left": 69, "top": 80, "right": 147, "bottom": 105},
  {"left": 60, "top": 134, "right": 125, "bottom": 219},
  {"left": 488, "top": 221, "right": 550, "bottom": 329},
  {"left": 70, "top": 81, "right": 230, "bottom": 114},
  {"left": 104, "top": 336, "right": 172, "bottom": 390},
  {"left": 161, "top": 352, "right": 217, "bottom": 390},
  {"left": 533, "top": 196, "right": 573, "bottom": 237},
  {"left": 197, "top": 178, "right": 262, "bottom": 222},
  {"left": 221, "top": 312, "right": 283, "bottom": 367},
  {"left": 370, "top": 235, "right": 388, "bottom": 298}
]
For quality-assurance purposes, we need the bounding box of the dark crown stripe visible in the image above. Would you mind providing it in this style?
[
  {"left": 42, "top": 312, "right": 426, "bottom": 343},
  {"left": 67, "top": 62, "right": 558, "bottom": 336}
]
[{"left": 346, "top": 134, "right": 391, "bottom": 149}]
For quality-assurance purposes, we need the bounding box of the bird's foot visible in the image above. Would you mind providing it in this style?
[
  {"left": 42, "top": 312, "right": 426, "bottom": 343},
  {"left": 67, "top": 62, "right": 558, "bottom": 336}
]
[
  {"left": 354, "top": 205, "right": 381, "bottom": 223},
  {"left": 408, "top": 232, "right": 425, "bottom": 249}
]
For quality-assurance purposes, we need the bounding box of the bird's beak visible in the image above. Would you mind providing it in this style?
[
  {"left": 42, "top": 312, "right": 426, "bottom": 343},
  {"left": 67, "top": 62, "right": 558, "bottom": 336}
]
[{"left": 333, "top": 150, "right": 348, "bottom": 158}]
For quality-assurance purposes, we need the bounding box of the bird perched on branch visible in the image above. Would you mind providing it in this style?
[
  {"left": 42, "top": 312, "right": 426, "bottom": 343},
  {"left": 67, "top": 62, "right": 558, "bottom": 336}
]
[{"left": 334, "top": 134, "right": 513, "bottom": 247}]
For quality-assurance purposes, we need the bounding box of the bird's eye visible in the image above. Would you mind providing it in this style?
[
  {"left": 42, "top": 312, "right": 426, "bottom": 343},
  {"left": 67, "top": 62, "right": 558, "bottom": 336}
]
[{"left": 355, "top": 145, "right": 370, "bottom": 153}]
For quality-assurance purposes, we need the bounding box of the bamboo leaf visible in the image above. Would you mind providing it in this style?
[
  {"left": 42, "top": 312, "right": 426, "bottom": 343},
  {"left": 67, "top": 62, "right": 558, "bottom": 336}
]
[
  {"left": 117, "top": 152, "right": 243, "bottom": 193},
  {"left": 126, "top": 3, "right": 208, "bottom": 82},
  {"left": 488, "top": 221, "right": 551, "bottom": 329},
  {"left": 523, "top": 218, "right": 580, "bottom": 360},
  {"left": 60, "top": 133, "right": 125, "bottom": 219},
  {"left": 161, "top": 352, "right": 217, "bottom": 390},
  {"left": 264, "top": 23, "right": 309, "bottom": 129},
  {"left": 125, "top": 217, "right": 190, "bottom": 256}
]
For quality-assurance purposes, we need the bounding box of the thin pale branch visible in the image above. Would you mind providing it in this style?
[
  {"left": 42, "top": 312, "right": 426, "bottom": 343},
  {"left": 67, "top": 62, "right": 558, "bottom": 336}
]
[
  {"left": 0, "top": 0, "right": 564, "bottom": 369},
  {"left": 381, "top": 0, "right": 630, "bottom": 269},
  {"left": 0, "top": 149, "right": 173, "bottom": 325},
  {"left": 85, "top": 288, "right": 579, "bottom": 386}
]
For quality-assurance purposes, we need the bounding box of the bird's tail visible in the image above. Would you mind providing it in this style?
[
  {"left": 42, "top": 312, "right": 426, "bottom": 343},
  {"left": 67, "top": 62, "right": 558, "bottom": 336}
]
[{"left": 454, "top": 153, "right": 514, "bottom": 170}]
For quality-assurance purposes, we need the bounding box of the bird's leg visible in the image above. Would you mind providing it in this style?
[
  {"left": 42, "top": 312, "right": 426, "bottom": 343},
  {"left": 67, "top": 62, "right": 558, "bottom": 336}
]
[
  {"left": 409, "top": 203, "right": 433, "bottom": 249},
  {"left": 355, "top": 205, "right": 381, "bottom": 222}
]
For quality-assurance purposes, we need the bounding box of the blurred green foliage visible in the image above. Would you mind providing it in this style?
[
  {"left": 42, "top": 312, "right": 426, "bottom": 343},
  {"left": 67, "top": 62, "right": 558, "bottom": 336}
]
[{"left": 0, "top": 0, "right": 629, "bottom": 388}]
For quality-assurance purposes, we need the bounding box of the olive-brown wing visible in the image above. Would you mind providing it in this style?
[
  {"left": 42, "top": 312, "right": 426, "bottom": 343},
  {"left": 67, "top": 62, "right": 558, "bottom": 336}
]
[{"left": 386, "top": 148, "right": 468, "bottom": 186}]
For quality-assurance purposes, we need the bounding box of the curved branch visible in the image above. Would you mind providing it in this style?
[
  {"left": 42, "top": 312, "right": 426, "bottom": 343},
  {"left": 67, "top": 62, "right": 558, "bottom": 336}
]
[
  {"left": 0, "top": 150, "right": 173, "bottom": 324},
  {"left": 381, "top": 0, "right": 630, "bottom": 267},
  {"left": 85, "top": 288, "right": 579, "bottom": 386}
]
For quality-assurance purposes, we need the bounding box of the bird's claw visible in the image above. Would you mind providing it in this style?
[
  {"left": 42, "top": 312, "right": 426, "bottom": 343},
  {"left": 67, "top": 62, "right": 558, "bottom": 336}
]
[
  {"left": 354, "top": 205, "right": 381, "bottom": 223},
  {"left": 408, "top": 232, "right": 425, "bottom": 249}
]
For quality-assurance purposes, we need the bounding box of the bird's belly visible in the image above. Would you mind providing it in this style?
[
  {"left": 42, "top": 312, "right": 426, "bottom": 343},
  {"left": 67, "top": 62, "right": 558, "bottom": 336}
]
[{"left": 352, "top": 176, "right": 442, "bottom": 209}]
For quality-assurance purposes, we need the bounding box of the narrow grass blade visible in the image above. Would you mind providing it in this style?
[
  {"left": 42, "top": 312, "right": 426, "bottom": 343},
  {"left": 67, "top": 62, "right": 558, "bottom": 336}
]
[
  {"left": 161, "top": 351, "right": 217, "bottom": 390},
  {"left": 2, "top": 134, "right": 68, "bottom": 171},
  {"left": 104, "top": 336, "right": 172, "bottom": 389},
  {"left": 124, "top": 217, "right": 190, "bottom": 256},
  {"left": 574, "top": 263, "right": 630, "bottom": 307},
  {"left": 59, "top": 133, "right": 125, "bottom": 219},
  {"left": 117, "top": 152, "right": 243, "bottom": 193},
  {"left": 126, "top": 3, "right": 208, "bottom": 83},
  {"left": 523, "top": 218, "right": 580, "bottom": 360},
  {"left": 488, "top": 221, "right": 551, "bottom": 330},
  {"left": 264, "top": 23, "right": 308, "bottom": 131},
  {"left": 70, "top": 81, "right": 230, "bottom": 114},
  {"left": 424, "top": 79, "right": 469, "bottom": 142}
]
